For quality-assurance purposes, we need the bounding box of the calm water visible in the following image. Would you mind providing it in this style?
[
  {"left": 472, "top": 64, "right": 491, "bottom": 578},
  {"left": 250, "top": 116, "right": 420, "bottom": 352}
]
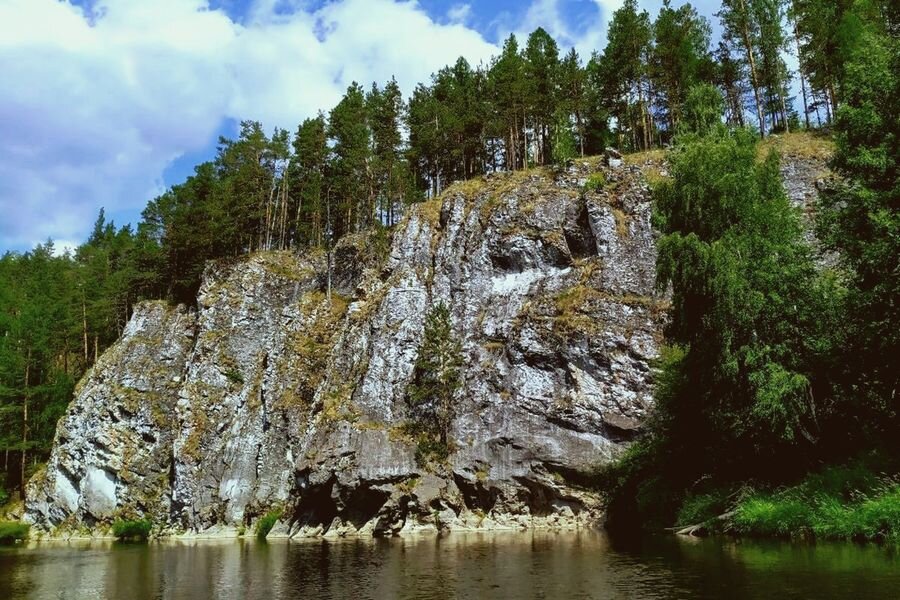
[{"left": 1, "top": 531, "right": 898, "bottom": 599}]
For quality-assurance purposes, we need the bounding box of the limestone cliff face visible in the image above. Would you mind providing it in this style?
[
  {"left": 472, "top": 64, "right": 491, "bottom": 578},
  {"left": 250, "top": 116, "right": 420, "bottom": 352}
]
[{"left": 31, "top": 153, "right": 817, "bottom": 537}]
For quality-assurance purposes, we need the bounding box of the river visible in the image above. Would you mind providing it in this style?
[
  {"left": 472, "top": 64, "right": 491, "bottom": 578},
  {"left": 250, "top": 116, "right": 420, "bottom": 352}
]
[{"left": 1, "top": 531, "right": 898, "bottom": 599}]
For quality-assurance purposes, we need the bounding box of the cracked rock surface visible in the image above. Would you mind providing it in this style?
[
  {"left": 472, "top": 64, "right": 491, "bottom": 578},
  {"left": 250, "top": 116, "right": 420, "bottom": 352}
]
[{"left": 26, "top": 155, "right": 822, "bottom": 537}]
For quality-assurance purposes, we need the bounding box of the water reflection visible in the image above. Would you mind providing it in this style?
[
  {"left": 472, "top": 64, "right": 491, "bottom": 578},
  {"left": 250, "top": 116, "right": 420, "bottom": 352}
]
[{"left": 1, "top": 531, "right": 898, "bottom": 599}]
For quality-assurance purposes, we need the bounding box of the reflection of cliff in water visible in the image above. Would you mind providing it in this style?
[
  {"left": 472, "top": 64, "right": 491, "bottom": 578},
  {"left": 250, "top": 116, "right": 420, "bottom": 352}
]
[{"left": 3, "top": 531, "right": 900, "bottom": 599}]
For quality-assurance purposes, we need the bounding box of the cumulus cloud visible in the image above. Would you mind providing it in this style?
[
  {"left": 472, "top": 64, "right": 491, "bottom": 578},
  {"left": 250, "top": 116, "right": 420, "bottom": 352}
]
[{"left": 0, "top": 0, "right": 496, "bottom": 250}]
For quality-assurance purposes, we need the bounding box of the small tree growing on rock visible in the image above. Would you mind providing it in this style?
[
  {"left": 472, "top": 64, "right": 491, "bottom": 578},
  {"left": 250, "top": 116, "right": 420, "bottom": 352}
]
[{"left": 407, "top": 303, "right": 464, "bottom": 459}]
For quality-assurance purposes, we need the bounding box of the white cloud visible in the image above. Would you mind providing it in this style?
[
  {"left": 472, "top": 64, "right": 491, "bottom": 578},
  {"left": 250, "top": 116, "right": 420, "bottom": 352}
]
[
  {"left": 0, "top": 0, "right": 496, "bottom": 250},
  {"left": 447, "top": 3, "right": 472, "bottom": 24}
]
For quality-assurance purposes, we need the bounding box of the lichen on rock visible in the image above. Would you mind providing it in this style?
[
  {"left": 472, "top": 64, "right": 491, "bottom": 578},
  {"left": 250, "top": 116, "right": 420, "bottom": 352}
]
[{"left": 23, "top": 156, "right": 829, "bottom": 538}]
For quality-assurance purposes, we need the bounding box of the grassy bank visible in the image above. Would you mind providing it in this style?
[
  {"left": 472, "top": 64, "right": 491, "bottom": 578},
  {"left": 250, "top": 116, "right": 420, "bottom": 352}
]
[
  {"left": 0, "top": 521, "right": 30, "bottom": 544},
  {"left": 673, "top": 462, "right": 900, "bottom": 544}
]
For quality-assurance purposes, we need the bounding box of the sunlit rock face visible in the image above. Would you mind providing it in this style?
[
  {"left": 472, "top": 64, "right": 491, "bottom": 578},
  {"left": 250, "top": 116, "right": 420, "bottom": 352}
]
[{"left": 28, "top": 153, "right": 817, "bottom": 536}]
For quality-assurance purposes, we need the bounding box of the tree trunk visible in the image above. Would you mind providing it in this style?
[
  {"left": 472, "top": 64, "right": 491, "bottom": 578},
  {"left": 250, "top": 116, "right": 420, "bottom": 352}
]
[
  {"left": 780, "top": 92, "right": 790, "bottom": 133},
  {"left": 82, "top": 296, "right": 89, "bottom": 362},
  {"left": 792, "top": 15, "right": 811, "bottom": 129},
  {"left": 326, "top": 188, "right": 333, "bottom": 304},
  {"left": 21, "top": 349, "right": 30, "bottom": 497},
  {"left": 523, "top": 113, "right": 529, "bottom": 169},
  {"left": 827, "top": 80, "right": 838, "bottom": 118},
  {"left": 736, "top": 0, "right": 766, "bottom": 137}
]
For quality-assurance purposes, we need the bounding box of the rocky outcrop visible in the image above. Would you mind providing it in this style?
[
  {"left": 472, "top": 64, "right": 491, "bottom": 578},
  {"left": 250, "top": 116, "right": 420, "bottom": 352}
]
[{"left": 25, "top": 154, "right": 823, "bottom": 537}]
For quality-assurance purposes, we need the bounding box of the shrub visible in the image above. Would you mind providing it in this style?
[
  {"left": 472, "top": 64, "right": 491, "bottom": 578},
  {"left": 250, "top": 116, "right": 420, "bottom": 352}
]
[
  {"left": 415, "top": 435, "right": 450, "bottom": 465},
  {"left": 583, "top": 173, "right": 606, "bottom": 192},
  {"left": 224, "top": 369, "right": 244, "bottom": 385},
  {"left": 111, "top": 518, "right": 153, "bottom": 541},
  {"left": 0, "top": 521, "right": 30, "bottom": 544},
  {"left": 255, "top": 509, "right": 282, "bottom": 540}
]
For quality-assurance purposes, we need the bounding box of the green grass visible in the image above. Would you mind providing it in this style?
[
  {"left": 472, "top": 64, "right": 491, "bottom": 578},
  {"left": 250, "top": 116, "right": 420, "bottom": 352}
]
[
  {"left": 0, "top": 521, "right": 30, "bottom": 544},
  {"left": 732, "top": 496, "right": 813, "bottom": 538},
  {"left": 583, "top": 172, "right": 606, "bottom": 192},
  {"left": 676, "top": 490, "right": 730, "bottom": 527},
  {"left": 111, "top": 518, "right": 152, "bottom": 541},
  {"left": 729, "top": 468, "right": 900, "bottom": 544},
  {"left": 664, "top": 460, "right": 900, "bottom": 544},
  {"left": 255, "top": 509, "right": 282, "bottom": 540}
]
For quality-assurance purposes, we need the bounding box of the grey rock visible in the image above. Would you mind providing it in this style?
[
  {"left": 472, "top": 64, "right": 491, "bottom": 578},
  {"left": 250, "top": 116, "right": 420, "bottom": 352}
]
[{"left": 26, "top": 156, "right": 825, "bottom": 536}]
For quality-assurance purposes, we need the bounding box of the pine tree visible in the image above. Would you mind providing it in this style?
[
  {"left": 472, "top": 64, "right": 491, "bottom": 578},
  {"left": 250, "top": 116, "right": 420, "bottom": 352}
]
[
  {"left": 289, "top": 115, "right": 328, "bottom": 247},
  {"left": 718, "top": 0, "right": 768, "bottom": 136},
  {"left": 368, "top": 78, "right": 406, "bottom": 226},
  {"left": 599, "top": 0, "right": 653, "bottom": 150},
  {"left": 407, "top": 303, "right": 464, "bottom": 451},
  {"left": 328, "top": 83, "right": 371, "bottom": 236},
  {"left": 488, "top": 34, "right": 527, "bottom": 170},
  {"left": 558, "top": 48, "right": 587, "bottom": 157},
  {"left": 651, "top": 1, "right": 714, "bottom": 134},
  {"left": 524, "top": 28, "right": 561, "bottom": 164}
]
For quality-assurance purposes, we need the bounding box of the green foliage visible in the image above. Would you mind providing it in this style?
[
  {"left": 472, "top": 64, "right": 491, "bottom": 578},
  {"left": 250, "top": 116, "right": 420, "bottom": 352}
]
[
  {"left": 406, "top": 303, "right": 463, "bottom": 459},
  {"left": 733, "top": 496, "right": 813, "bottom": 537},
  {"left": 815, "top": 10, "right": 898, "bottom": 438},
  {"left": 111, "top": 518, "right": 152, "bottom": 541},
  {"left": 681, "top": 83, "right": 725, "bottom": 136},
  {"left": 605, "top": 121, "right": 847, "bottom": 531},
  {"left": 0, "top": 521, "right": 29, "bottom": 544},
  {"left": 224, "top": 369, "right": 244, "bottom": 385},
  {"left": 654, "top": 126, "right": 829, "bottom": 450},
  {"left": 676, "top": 490, "right": 731, "bottom": 527},
  {"left": 552, "top": 109, "right": 577, "bottom": 167},
  {"left": 583, "top": 173, "right": 606, "bottom": 192},
  {"left": 729, "top": 462, "right": 900, "bottom": 544},
  {"left": 651, "top": 0, "right": 715, "bottom": 133},
  {"left": 415, "top": 435, "right": 451, "bottom": 465},
  {"left": 255, "top": 509, "right": 282, "bottom": 540}
]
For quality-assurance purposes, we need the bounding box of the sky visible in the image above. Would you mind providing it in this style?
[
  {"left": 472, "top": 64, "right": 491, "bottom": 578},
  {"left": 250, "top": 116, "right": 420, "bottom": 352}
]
[{"left": 0, "top": 0, "right": 724, "bottom": 254}]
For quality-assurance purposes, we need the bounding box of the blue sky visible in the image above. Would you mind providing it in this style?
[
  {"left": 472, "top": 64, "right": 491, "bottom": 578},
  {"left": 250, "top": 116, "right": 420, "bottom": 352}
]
[{"left": 0, "top": 0, "right": 725, "bottom": 253}]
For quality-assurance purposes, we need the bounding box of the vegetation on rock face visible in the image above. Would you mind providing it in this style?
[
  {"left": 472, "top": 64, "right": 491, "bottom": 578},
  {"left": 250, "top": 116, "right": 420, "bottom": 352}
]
[
  {"left": 255, "top": 509, "right": 282, "bottom": 540},
  {"left": 406, "top": 303, "right": 464, "bottom": 464},
  {"left": 111, "top": 518, "right": 152, "bottom": 541}
]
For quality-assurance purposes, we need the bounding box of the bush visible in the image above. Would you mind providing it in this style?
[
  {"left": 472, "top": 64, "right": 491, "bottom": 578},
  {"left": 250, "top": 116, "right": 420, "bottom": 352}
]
[
  {"left": 0, "top": 521, "right": 30, "bottom": 544},
  {"left": 111, "top": 518, "right": 153, "bottom": 541},
  {"left": 415, "top": 435, "right": 450, "bottom": 465},
  {"left": 224, "top": 369, "right": 244, "bottom": 385},
  {"left": 255, "top": 509, "right": 282, "bottom": 539},
  {"left": 583, "top": 172, "right": 606, "bottom": 192}
]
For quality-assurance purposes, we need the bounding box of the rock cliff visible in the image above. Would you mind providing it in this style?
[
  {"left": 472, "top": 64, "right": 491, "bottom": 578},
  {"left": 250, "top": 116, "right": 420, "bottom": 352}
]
[{"left": 24, "top": 151, "right": 821, "bottom": 537}]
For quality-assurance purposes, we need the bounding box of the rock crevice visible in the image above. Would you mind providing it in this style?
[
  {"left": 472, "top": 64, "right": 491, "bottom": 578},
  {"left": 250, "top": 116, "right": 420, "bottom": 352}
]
[{"left": 28, "top": 156, "right": 823, "bottom": 536}]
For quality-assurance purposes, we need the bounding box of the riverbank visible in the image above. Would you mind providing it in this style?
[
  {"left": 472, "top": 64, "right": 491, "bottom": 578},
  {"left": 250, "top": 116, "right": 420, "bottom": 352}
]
[{"left": 673, "top": 462, "right": 900, "bottom": 544}]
